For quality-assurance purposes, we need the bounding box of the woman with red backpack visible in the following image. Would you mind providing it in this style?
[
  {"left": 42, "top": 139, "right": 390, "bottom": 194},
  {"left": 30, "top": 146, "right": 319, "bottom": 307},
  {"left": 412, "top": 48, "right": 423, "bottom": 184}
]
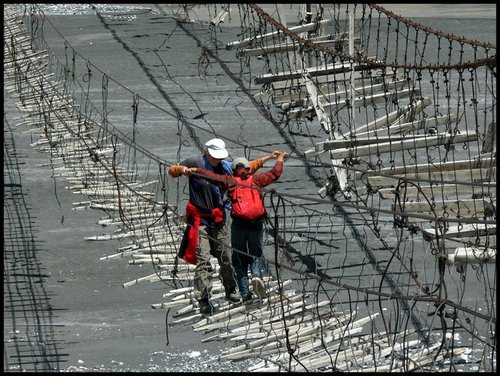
[{"left": 187, "top": 150, "right": 288, "bottom": 302}]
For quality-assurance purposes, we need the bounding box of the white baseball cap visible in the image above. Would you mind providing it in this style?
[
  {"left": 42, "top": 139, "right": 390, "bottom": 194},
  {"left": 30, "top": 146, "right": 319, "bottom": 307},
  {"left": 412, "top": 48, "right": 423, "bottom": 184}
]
[{"left": 205, "top": 138, "right": 228, "bottom": 159}]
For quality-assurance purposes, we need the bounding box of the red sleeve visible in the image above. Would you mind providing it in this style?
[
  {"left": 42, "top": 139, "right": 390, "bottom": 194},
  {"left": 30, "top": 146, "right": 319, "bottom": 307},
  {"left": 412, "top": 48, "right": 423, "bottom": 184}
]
[
  {"left": 195, "top": 168, "right": 236, "bottom": 189},
  {"left": 252, "top": 161, "right": 283, "bottom": 187},
  {"left": 168, "top": 164, "right": 184, "bottom": 177}
]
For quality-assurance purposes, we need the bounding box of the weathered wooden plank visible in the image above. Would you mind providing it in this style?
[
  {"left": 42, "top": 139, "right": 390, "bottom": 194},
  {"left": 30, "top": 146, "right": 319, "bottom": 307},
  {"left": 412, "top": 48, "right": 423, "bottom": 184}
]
[
  {"left": 393, "top": 198, "right": 495, "bottom": 219},
  {"left": 210, "top": 6, "right": 229, "bottom": 26},
  {"left": 237, "top": 36, "right": 360, "bottom": 57},
  {"left": 100, "top": 249, "right": 144, "bottom": 261},
  {"left": 69, "top": 179, "right": 158, "bottom": 194},
  {"left": 377, "top": 182, "right": 496, "bottom": 199},
  {"left": 367, "top": 167, "right": 495, "bottom": 189},
  {"left": 357, "top": 153, "right": 495, "bottom": 179},
  {"left": 422, "top": 224, "right": 496, "bottom": 249},
  {"left": 361, "top": 346, "right": 466, "bottom": 372},
  {"left": 4, "top": 49, "right": 48, "bottom": 64},
  {"left": 224, "top": 309, "right": 356, "bottom": 354},
  {"left": 428, "top": 235, "right": 496, "bottom": 250},
  {"left": 72, "top": 197, "right": 154, "bottom": 207},
  {"left": 384, "top": 113, "right": 458, "bottom": 136},
  {"left": 313, "top": 133, "right": 431, "bottom": 150},
  {"left": 226, "top": 19, "right": 332, "bottom": 50},
  {"left": 222, "top": 313, "right": 378, "bottom": 361},
  {"left": 327, "top": 131, "right": 479, "bottom": 159},
  {"left": 193, "top": 289, "right": 302, "bottom": 333},
  {"left": 290, "top": 87, "right": 421, "bottom": 119},
  {"left": 302, "top": 72, "right": 349, "bottom": 197},
  {"left": 75, "top": 188, "right": 155, "bottom": 197},
  {"left": 254, "top": 60, "right": 377, "bottom": 85},
  {"left": 354, "top": 97, "right": 431, "bottom": 134},
  {"left": 97, "top": 211, "right": 165, "bottom": 225},
  {"left": 129, "top": 256, "right": 182, "bottom": 265},
  {"left": 447, "top": 247, "right": 496, "bottom": 265},
  {"left": 270, "top": 76, "right": 407, "bottom": 106},
  {"left": 482, "top": 121, "right": 496, "bottom": 153},
  {"left": 122, "top": 271, "right": 170, "bottom": 288},
  {"left": 248, "top": 329, "right": 382, "bottom": 372},
  {"left": 266, "top": 72, "right": 393, "bottom": 94},
  {"left": 85, "top": 232, "right": 136, "bottom": 241},
  {"left": 85, "top": 202, "right": 159, "bottom": 211},
  {"left": 423, "top": 223, "right": 496, "bottom": 239}
]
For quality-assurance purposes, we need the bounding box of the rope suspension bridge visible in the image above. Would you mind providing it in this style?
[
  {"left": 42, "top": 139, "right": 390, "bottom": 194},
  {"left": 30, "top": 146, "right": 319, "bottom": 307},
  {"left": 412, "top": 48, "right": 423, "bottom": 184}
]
[{"left": 4, "top": 4, "right": 496, "bottom": 372}]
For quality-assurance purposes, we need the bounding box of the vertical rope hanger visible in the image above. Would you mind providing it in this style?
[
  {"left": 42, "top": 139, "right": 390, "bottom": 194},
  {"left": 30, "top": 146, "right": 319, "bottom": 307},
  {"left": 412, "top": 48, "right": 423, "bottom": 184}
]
[
  {"left": 110, "top": 133, "right": 132, "bottom": 231},
  {"left": 130, "top": 93, "right": 139, "bottom": 174},
  {"left": 97, "top": 73, "right": 109, "bottom": 147},
  {"left": 82, "top": 60, "right": 93, "bottom": 135}
]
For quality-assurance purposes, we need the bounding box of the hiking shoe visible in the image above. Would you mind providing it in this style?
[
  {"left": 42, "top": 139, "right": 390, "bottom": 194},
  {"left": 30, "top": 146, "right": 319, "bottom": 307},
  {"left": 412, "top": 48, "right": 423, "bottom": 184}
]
[
  {"left": 251, "top": 277, "right": 266, "bottom": 298},
  {"left": 225, "top": 290, "right": 241, "bottom": 304},
  {"left": 198, "top": 299, "right": 215, "bottom": 315},
  {"left": 241, "top": 293, "right": 253, "bottom": 303}
]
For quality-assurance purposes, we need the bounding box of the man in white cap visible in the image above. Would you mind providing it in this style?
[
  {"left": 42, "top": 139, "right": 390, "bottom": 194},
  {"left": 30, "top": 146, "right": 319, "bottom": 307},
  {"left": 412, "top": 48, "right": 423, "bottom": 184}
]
[{"left": 168, "top": 138, "right": 279, "bottom": 315}]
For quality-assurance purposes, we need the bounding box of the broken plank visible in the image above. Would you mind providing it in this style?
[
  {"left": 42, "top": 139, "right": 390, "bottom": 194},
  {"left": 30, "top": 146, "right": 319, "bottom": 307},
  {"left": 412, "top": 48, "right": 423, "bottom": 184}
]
[{"left": 354, "top": 97, "right": 431, "bottom": 134}]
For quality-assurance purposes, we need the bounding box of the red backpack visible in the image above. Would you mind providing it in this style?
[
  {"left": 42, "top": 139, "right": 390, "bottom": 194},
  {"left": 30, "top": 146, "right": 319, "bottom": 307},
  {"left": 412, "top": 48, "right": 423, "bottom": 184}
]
[{"left": 231, "top": 175, "right": 266, "bottom": 220}]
